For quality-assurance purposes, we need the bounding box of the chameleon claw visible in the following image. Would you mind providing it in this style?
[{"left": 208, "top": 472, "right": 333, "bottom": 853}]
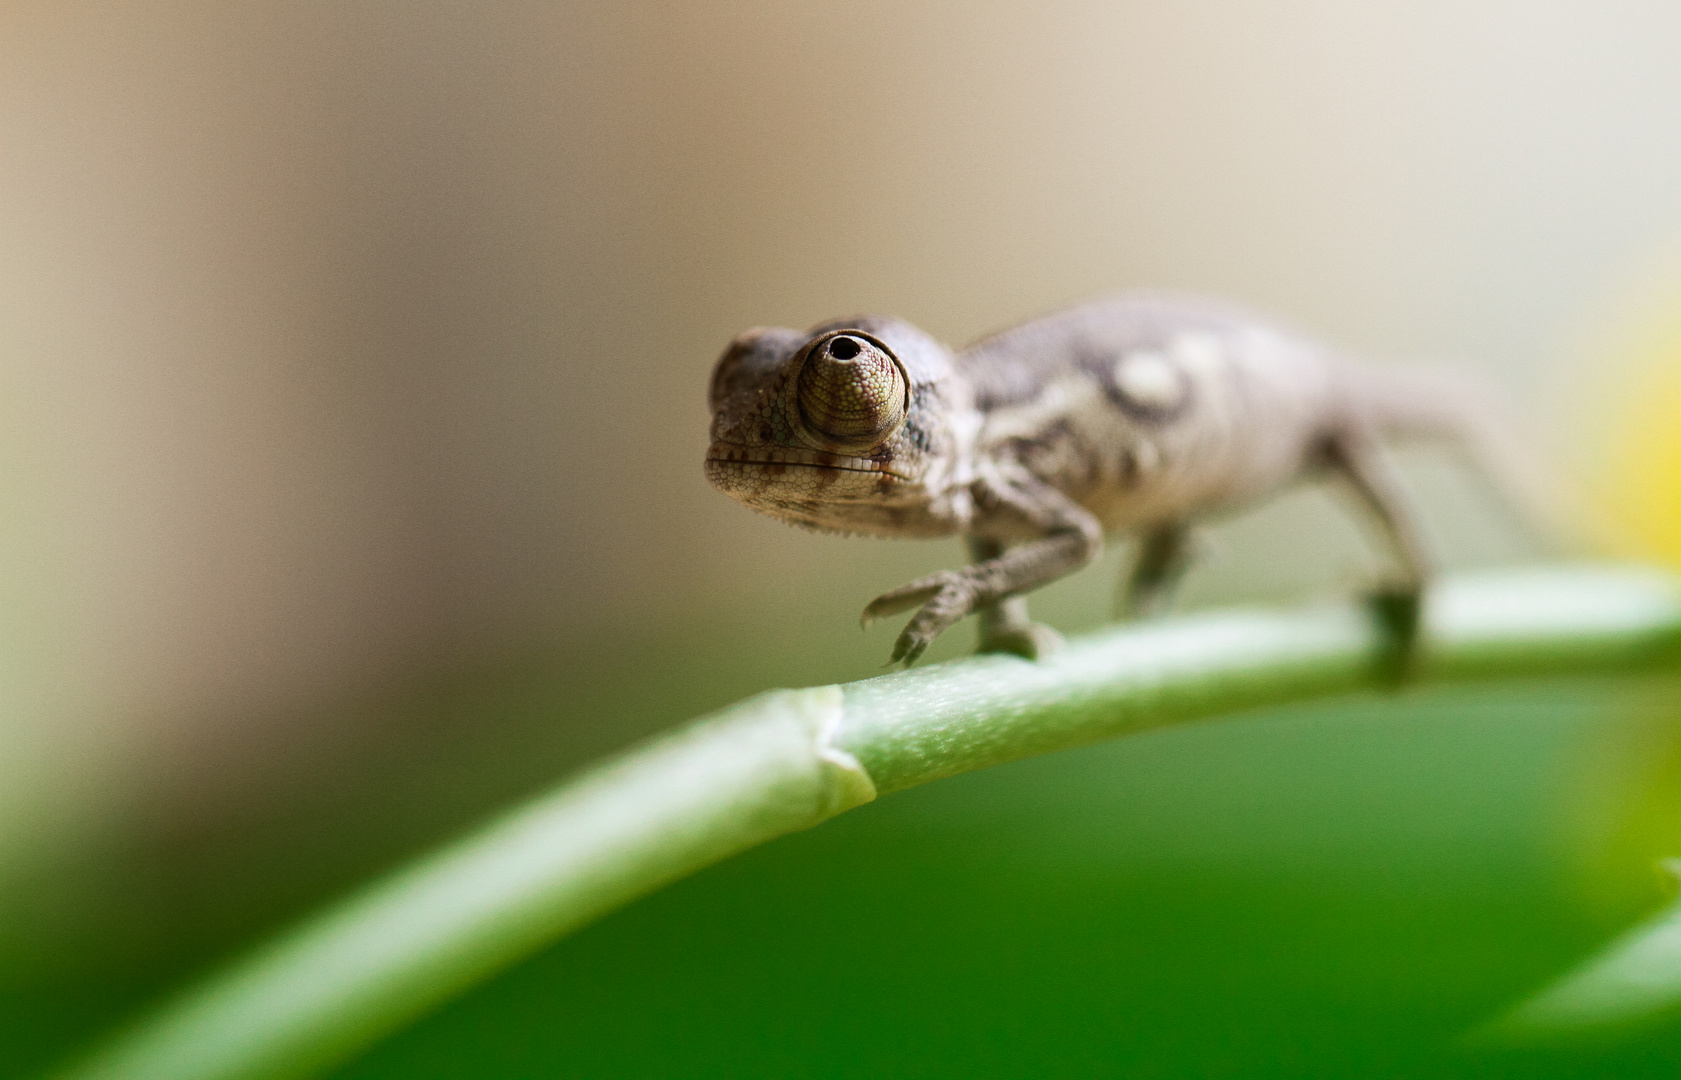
[
  {"left": 862, "top": 574, "right": 951, "bottom": 623},
  {"left": 882, "top": 582, "right": 976, "bottom": 666},
  {"left": 863, "top": 572, "right": 963, "bottom": 648},
  {"left": 890, "top": 632, "right": 930, "bottom": 668}
]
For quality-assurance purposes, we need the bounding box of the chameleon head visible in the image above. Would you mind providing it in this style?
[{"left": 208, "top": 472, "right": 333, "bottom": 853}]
[{"left": 705, "top": 320, "right": 935, "bottom": 533}]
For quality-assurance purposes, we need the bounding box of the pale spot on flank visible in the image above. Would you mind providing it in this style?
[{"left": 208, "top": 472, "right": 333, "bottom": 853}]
[{"left": 1113, "top": 351, "right": 1185, "bottom": 412}]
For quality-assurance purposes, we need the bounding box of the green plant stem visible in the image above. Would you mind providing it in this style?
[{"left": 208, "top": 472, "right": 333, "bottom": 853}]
[
  {"left": 1473, "top": 872, "right": 1681, "bottom": 1045},
  {"left": 52, "top": 564, "right": 1681, "bottom": 1080}
]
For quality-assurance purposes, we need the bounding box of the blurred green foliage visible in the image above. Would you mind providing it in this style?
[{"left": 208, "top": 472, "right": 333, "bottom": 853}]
[{"left": 310, "top": 676, "right": 1681, "bottom": 1078}]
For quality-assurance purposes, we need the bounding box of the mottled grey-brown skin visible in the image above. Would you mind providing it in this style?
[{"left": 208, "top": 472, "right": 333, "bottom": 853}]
[{"left": 706, "top": 293, "right": 1493, "bottom": 666}]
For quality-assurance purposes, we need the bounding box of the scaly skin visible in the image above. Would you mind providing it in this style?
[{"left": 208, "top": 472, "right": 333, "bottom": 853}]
[{"left": 705, "top": 292, "right": 1508, "bottom": 666}]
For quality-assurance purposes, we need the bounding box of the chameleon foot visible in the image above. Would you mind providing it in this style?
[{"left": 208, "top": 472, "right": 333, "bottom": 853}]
[
  {"left": 978, "top": 620, "right": 1064, "bottom": 661},
  {"left": 861, "top": 569, "right": 979, "bottom": 667},
  {"left": 1368, "top": 583, "right": 1422, "bottom": 685}
]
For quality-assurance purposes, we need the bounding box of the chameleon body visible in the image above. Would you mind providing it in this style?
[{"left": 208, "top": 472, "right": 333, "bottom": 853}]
[{"left": 705, "top": 293, "right": 1495, "bottom": 666}]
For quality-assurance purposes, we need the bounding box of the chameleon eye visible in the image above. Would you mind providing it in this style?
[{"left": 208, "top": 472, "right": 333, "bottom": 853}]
[{"left": 796, "top": 333, "right": 908, "bottom": 447}]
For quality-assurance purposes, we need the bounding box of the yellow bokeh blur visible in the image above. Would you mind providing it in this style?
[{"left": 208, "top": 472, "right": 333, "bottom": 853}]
[{"left": 1582, "top": 280, "right": 1681, "bottom": 562}]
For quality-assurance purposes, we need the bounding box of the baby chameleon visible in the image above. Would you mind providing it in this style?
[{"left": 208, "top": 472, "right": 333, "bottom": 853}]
[{"left": 704, "top": 293, "right": 1519, "bottom": 667}]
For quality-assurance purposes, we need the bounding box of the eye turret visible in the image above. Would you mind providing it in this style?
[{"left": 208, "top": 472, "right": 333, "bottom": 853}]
[{"left": 795, "top": 332, "right": 908, "bottom": 448}]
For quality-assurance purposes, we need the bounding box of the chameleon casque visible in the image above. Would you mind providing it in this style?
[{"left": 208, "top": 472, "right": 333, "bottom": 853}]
[{"left": 705, "top": 293, "right": 1517, "bottom": 666}]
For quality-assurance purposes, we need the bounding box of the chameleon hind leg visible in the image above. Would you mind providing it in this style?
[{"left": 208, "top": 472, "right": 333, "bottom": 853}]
[
  {"left": 967, "top": 537, "right": 1066, "bottom": 660},
  {"left": 1323, "top": 427, "right": 1432, "bottom": 680},
  {"left": 1118, "top": 521, "right": 1196, "bottom": 620}
]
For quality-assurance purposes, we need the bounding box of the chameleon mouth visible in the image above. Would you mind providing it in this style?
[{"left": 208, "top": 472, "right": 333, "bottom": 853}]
[{"left": 706, "top": 442, "right": 910, "bottom": 480}]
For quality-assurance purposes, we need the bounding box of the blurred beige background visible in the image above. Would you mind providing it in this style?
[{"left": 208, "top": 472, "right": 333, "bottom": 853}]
[{"left": 3, "top": 0, "right": 1681, "bottom": 877}]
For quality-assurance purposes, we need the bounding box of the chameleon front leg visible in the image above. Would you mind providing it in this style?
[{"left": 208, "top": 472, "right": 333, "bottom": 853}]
[
  {"left": 862, "top": 479, "right": 1103, "bottom": 666},
  {"left": 1322, "top": 427, "right": 1432, "bottom": 678},
  {"left": 966, "top": 537, "right": 1066, "bottom": 660}
]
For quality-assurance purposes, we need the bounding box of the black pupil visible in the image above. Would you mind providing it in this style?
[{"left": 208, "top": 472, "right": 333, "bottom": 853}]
[{"left": 829, "top": 336, "right": 861, "bottom": 360}]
